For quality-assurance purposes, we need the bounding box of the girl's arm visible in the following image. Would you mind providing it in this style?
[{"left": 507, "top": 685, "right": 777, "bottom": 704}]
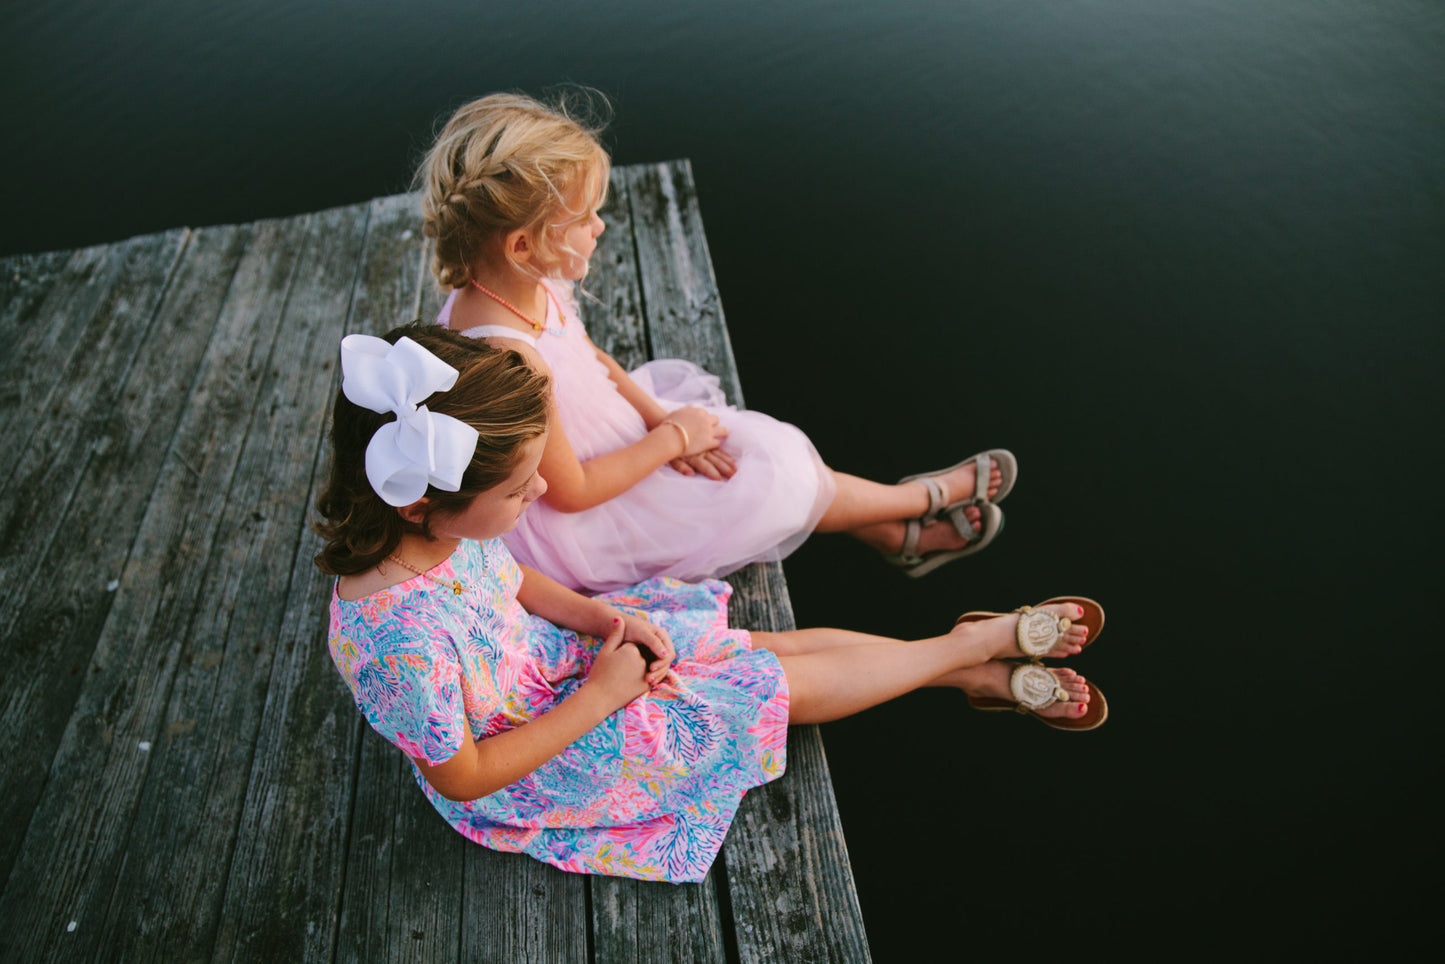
[
  {"left": 594, "top": 344, "right": 738, "bottom": 482},
  {"left": 414, "top": 619, "right": 648, "bottom": 801},
  {"left": 485, "top": 334, "right": 725, "bottom": 512},
  {"left": 538, "top": 398, "right": 726, "bottom": 512},
  {"left": 515, "top": 561, "right": 616, "bottom": 632},
  {"left": 516, "top": 563, "right": 674, "bottom": 681},
  {"left": 594, "top": 348, "right": 669, "bottom": 426}
]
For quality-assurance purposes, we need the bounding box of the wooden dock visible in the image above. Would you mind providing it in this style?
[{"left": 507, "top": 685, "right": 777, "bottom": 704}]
[{"left": 0, "top": 161, "right": 871, "bottom": 962}]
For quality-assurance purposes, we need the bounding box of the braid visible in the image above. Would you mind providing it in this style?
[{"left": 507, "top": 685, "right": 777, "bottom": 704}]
[{"left": 414, "top": 91, "right": 612, "bottom": 289}]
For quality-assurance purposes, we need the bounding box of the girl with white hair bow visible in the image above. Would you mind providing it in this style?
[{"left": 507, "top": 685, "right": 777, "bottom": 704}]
[{"left": 315, "top": 322, "right": 1105, "bottom": 884}]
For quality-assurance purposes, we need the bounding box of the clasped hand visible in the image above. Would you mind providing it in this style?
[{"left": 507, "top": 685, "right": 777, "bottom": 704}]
[
  {"left": 663, "top": 406, "right": 736, "bottom": 481},
  {"left": 585, "top": 609, "right": 676, "bottom": 709}
]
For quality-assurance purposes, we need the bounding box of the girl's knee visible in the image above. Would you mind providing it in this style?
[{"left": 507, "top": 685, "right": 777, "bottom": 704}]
[{"left": 749, "top": 631, "right": 795, "bottom": 655}]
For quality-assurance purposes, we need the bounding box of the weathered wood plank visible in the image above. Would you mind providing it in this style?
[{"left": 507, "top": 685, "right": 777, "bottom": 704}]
[
  {"left": 623, "top": 162, "right": 742, "bottom": 407},
  {"left": 0, "top": 226, "right": 241, "bottom": 896},
  {"left": 585, "top": 171, "right": 649, "bottom": 369},
  {"left": 0, "top": 242, "right": 112, "bottom": 461},
  {"left": 409, "top": 194, "right": 599, "bottom": 964},
  {"left": 340, "top": 741, "right": 468, "bottom": 963},
  {"left": 0, "top": 231, "right": 186, "bottom": 491},
  {"left": 311, "top": 199, "right": 480, "bottom": 964},
  {"left": 213, "top": 193, "right": 437, "bottom": 963},
  {"left": 591, "top": 875, "right": 728, "bottom": 964},
  {"left": 459, "top": 846, "right": 590, "bottom": 963},
  {"left": 0, "top": 215, "right": 324, "bottom": 962},
  {"left": 0, "top": 248, "right": 70, "bottom": 341},
  {"left": 723, "top": 568, "right": 870, "bottom": 964},
  {"left": 89, "top": 203, "right": 373, "bottom": 960}
]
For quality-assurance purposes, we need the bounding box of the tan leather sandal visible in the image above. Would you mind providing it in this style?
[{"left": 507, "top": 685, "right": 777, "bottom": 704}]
[
  {"left": 967, "top": 663, "right": 1109, "bottom": 732},
  {"left": 954, "top": 596, "right": 1105, "bottom": 660}
]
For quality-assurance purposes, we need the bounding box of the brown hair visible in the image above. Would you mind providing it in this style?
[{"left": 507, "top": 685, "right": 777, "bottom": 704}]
[
  {"left": 416, "top": 90, "right": 612, "bottom": 288},
  {"left": 314, "top": 322, "right": 551, "bottom": 575}
]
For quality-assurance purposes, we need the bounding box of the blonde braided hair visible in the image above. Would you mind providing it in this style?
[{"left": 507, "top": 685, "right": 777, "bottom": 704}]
[{"left": 417, "top": 91, "right": 612, "bottom": 289}]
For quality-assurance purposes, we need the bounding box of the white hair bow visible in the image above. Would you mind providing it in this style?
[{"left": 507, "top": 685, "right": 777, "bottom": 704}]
[{"left": 339, "top": 334, "right": 480, "bottom": 507}]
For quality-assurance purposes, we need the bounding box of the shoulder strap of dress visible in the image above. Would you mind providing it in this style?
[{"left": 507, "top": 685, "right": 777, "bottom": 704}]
[{"left": 456, "top": 324, "right": 538, "bottom": 344}]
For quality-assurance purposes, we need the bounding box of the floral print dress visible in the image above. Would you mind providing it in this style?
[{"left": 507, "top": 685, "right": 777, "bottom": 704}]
[{"left": 328, "top": 537, "right": 789, "bottom": 883}]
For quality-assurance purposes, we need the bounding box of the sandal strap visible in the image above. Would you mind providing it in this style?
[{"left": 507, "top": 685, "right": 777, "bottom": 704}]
[
  {"left": 973, "top": 451, "right": 992, "bottom": 502},
  {"left": 1009, "top": 663, "right": 1069, "bottom": 711},
  {"left": 918, "top": 477, "right": 947, "bottom": 519},
  {"left": 894, "top": 517, "right": 924, "bottom": 565},
  {"left": 944, "top": 501, "right": 982, "bottom": 543}
]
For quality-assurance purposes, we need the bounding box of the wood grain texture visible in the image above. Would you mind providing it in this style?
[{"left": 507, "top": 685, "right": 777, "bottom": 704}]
[
  {"left": 590, "top": 873, "right": 728, "bottom": 964},
  {"left": 584, "top": 171, "right": 649, "bottom": 369},
  {"left": 0, "top": 226, "right": 239, "bottom": 900},
  {"left": 0, "top": 216, "right": 307, "bottom": 961},
  {"left": 458, "top": 845, "right": 589, "bottom": 964},
  {"left": 0, "top": 232, "right": 187, "bottom": 490},
  {"left": 0, "top": 247, "right": 72, "bottom": 477},
  {"left": 623, "top": 162, "right": 742, "bottom": 407}
]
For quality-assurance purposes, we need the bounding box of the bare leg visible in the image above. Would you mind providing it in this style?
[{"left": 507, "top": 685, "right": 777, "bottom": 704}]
[
  {"left": 813, "top": 473, "right": 933, "bottom": 531},
  {"left": 772, "top": 603, "right": 1088, "bottom": 723},
  {"left": 752, "top": 629, "right": 1093, "bottom": 723},
  {"left": 750, "top": 628, "right": 891, "bottom": 656}
]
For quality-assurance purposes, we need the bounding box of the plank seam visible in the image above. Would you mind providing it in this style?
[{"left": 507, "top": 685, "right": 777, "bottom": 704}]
[
  {"left": 620, "top": 171, "right": 654, "bottom": 364},
  {"left": 713, "top": 854, "right": 742, "bottom": 964}
]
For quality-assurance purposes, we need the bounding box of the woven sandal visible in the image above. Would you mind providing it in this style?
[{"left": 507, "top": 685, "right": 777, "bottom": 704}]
[
  {"left": 953, "top": 596, "right": 1104, "bottom": 660},
  {"left": 885, "top": 500, "right": 1004, "bottom": 578},
  {"left": 967, "top": 663, "right": 1109, "bottom": 732}
]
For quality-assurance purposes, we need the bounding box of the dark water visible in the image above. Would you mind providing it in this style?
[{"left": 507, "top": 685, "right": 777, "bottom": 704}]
[{"left": 5, "top": 0, "right": 1441, "bottom": 956}]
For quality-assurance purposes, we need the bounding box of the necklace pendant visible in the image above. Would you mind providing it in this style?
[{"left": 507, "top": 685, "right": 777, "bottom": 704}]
[{"left": 452, "top": 580, "right": 465, "bottom": 595}]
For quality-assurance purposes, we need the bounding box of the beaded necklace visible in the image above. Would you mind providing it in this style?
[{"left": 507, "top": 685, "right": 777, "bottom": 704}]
[{"left": 469, "top": 280, "right": 566, "bottom": 334}]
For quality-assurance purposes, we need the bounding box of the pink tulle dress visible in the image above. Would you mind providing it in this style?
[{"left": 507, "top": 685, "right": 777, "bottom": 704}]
[{"left": 439, "top": 281, "right": 835, "bottom": 593}]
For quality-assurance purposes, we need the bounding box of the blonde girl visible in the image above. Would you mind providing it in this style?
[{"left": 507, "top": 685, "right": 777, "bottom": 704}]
[
  {"left": 420, "top": 92, "right": 1017, "bottom": 593},
  {"left": 317, "top": 323, "right": 1105, "bottom": 883}
]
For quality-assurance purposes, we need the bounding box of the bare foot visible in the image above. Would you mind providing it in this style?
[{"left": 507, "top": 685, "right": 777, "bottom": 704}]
[
  {"left": 951, "top": 601, "right": 1091, "bottom": 660},
  {"left": 967, "top": 660, "right": 1092, "bottom": 720}
]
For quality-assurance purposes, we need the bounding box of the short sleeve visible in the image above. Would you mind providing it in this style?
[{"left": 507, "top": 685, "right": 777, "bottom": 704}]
[{"left": 345, "top": 620, "right": 468, "bottom": 766}]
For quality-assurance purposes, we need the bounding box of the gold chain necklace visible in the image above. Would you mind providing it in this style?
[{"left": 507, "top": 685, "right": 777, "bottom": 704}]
[{"left": 386, "top": 553, "right": 467, "bottom": 596}]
